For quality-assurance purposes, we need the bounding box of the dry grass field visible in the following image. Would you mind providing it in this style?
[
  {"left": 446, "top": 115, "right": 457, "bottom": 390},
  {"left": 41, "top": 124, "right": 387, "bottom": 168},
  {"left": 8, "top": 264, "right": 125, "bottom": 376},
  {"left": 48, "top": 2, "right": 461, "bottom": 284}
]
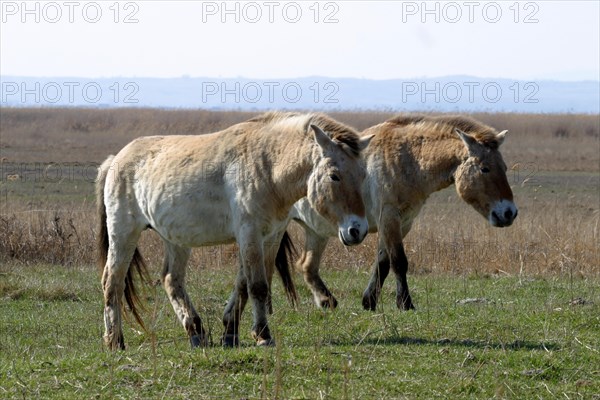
[
  {"left": 0, "top": 108, "right": 598, "bottom": 398},
  {"left": 1, "top": 108, "right": 598, "bottom": 277}
]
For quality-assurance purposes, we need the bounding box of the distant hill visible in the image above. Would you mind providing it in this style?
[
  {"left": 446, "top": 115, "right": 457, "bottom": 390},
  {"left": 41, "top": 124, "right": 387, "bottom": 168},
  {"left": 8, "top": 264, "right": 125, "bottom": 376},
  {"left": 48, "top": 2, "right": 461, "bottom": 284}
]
[{"left": 1, "top": 75, "right": 598, "bottom": 113}]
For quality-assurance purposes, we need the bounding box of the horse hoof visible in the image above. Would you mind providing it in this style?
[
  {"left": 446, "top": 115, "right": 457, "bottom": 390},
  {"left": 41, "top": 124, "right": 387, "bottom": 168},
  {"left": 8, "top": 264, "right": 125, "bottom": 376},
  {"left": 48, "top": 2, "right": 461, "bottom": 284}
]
[
  {"left": 362, "top": 293, "right": 377, "bottom": 311},
  {"left": 221, "top": 334, "right": 239, "bottom": 348},
  {"left": 190, "top": 335, "right": 208, "bottom": 348},
  {"left": 105, "top": 333, "right": 125, "bottom": 351},
  {"left": 397, "top": 297, "right": 416, "bottom": 311},
  {"left": 251, "top": 330, "right": 274, "bottom": 347},
  {"left": 107, "top": 342, "right": 125, "bottom": 351},
  {"left": 256, "top": 338, "right": 275, "bottom": 347},
  {"left": 320, "top": 297, "right": 338, "bottom": 309}
]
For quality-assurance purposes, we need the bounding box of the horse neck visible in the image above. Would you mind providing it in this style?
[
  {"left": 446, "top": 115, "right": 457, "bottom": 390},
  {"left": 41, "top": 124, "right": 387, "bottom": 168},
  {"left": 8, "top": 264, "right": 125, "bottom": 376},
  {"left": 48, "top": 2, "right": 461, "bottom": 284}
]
[
  {"left": 416, "top": 136, "right": 467, "bottom": 194},
  {"left": 270, "top": 135, "right": 317, "bottom": 207}
]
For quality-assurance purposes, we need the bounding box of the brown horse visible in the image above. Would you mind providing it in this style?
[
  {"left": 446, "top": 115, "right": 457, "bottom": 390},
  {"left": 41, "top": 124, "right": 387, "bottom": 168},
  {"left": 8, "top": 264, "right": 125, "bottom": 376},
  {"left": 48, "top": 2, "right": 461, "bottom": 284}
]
[
  {"left": 96, "top": 112, "right": 372, "bottom": 350},
  {"left": 278, "top": 114, "right": 517, "bottom": 310}
]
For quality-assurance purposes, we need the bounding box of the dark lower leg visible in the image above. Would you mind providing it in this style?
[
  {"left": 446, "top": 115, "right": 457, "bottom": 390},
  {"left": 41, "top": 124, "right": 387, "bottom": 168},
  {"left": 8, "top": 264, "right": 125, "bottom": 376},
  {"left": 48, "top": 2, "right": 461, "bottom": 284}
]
[
  {"left": 304, "top": 273, "right": 337, "bottom": 308},
  {"left": 222, "top": 269, "right": 248, "bottom": 347},
  {"left": 187, "top": 314, "right": 207, "bottom": 347},
  {"left": 362, "top": 249, "right": 390, "bottom": 311},
  {"left": 391, "top": 243, "right": 414, "bottom": 310},
  {"left": 248, "top": 280, "right": 272, "bottom": 345}
]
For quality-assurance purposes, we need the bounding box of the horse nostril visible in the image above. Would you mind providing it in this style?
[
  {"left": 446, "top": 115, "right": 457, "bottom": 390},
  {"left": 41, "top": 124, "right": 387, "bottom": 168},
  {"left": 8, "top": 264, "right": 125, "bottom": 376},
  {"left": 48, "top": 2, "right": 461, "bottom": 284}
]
[
  {"left": 504, "top": 209, "right": 513, "bottom": 220},
  {"left": 349, "top": 227, "right": 359, "bottom": 240},
  {"left": 491, "top": 211, "right": 499, "bottom": 221}
]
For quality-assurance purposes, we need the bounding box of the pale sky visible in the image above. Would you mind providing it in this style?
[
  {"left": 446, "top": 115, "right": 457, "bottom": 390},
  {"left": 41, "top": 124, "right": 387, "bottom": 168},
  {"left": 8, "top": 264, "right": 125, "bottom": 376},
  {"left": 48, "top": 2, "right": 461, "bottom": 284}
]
[{"left": 1, "top": 0, "right": 599, "bottom": 81}]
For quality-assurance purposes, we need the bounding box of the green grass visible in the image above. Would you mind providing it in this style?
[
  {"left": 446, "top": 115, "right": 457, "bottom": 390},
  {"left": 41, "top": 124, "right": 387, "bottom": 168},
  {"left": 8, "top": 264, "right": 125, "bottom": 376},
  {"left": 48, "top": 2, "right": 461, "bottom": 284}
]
[{"left": 1, "top": 264, "right": 599, "bottom": 399}]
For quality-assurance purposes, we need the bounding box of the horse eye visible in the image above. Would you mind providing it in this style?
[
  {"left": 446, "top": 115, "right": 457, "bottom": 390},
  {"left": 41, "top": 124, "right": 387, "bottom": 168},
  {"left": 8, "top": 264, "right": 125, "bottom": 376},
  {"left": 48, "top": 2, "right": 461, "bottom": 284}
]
[
  {"left": 481, "top": 167, "right": 490, "bottom": 173},
  {"left": 330, "top": 174, "right": 341, "bottom": 182}
]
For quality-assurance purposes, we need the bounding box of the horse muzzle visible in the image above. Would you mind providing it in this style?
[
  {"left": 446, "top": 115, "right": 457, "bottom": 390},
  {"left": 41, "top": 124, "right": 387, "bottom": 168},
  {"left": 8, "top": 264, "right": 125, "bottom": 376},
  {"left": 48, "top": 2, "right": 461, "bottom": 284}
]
[
  {"left": 338, "top": 215, "right": 368, "bottom": 245},
  {"left": 489, "top": 199, "right": 518, "bottom": 227}
]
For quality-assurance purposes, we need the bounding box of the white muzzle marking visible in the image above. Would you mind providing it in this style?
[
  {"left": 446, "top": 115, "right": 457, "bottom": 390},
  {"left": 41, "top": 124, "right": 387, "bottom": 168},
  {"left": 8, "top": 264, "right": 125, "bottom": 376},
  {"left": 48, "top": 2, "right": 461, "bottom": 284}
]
[
  {"left": 338, "top": 214, "right": 368, "bottom": 245},
  {"left": 489, "top": 200, "right": 518, "bottom": 227}
]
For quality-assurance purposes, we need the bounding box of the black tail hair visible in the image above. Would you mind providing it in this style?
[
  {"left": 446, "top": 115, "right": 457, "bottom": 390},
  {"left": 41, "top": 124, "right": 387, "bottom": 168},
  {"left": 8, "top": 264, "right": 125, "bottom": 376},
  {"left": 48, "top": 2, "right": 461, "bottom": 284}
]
[
  {"left": 96, "top": 156, "right": 149, "bottom": 330},
  {"left": 275, "top": 231, "right": 298, "bottom": 308}
]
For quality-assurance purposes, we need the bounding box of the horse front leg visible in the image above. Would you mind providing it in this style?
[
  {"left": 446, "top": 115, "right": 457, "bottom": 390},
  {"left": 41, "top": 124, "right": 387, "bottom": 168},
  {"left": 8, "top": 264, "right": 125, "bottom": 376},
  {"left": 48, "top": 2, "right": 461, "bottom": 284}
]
[
  {"left": 297, "top": 227, "right": 336, "bottom": 308},
  {"left": 361, "top": 244, "right": 390, "bottom": 311},
  {"left": 238, "top": 231, "right": 273, "bottom": 346},
  {"left": 389, "top": 241, "right": 414, "bottom": 310},
  {"left": 363, "top": 209, "right": 414, "bottom": 311},
  {"left": 221, "top": 233, "right": 281, "bottom": 347}
]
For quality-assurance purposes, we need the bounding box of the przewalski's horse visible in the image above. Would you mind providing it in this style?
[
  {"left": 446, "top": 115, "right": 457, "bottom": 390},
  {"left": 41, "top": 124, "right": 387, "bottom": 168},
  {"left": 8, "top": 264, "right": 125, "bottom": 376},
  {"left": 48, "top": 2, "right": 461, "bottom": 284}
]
[
  {"left": 96, "top": 112, "right": 372, "bottom": 350},
  {"left": 280, "top": 114, "right": 517, "bottom": 310}
]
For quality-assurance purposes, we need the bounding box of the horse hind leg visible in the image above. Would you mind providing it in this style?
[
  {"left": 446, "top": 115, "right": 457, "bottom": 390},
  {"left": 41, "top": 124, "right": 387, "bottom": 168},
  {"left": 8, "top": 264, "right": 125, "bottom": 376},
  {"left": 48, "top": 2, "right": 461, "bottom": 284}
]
[
  {"left": 102, "top": 228, "right": 143, "bottom": 350},
  {"left": 264, "top": 239, "right": 280, "bottom": 314},
  {"left": 222, "top": 265, "right": 249, "bottom": 347},
  {"left": 162, "top": 242, "right": 208, "bottom": 348}
]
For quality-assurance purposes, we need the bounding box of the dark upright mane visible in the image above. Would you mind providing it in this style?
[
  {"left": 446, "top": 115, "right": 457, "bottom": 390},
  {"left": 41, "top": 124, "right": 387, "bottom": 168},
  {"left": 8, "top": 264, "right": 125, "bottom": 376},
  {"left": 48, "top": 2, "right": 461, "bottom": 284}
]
[
  {"left": 386, "top": 114, "right": 501, "bottom": 148},
  {"left": 248, "top": 111, "right": 362, "bottom": 157}
]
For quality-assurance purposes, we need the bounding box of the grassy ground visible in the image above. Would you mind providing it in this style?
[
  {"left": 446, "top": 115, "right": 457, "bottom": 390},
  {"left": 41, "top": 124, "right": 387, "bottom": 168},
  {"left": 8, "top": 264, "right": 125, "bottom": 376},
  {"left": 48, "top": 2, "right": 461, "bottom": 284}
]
[{"left": 1, "top": 264, "right": 599, "bottom": 399}]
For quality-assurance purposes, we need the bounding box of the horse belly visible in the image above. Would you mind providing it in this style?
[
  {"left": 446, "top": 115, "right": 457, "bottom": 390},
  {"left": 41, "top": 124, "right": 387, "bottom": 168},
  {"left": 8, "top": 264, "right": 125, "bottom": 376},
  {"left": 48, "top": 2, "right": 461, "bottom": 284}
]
[{"left": 145, "top": 188, "right": 236, "bottom": 247}]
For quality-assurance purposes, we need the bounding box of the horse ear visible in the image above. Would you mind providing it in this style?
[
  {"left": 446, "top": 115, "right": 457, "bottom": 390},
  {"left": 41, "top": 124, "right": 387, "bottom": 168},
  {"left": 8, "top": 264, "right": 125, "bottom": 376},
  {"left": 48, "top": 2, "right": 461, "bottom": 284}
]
[
  {"left": 496, "top": 130, "right": 508, "bottom": 146},
  {"left": 311, "top": 124, "right": 335, "bottom": 152},
  {"left": 358, "top": 134, "right": 374, "bottom": 152},
  {"left": 455, "top": 128, "right": 478, "bottom": 153}
]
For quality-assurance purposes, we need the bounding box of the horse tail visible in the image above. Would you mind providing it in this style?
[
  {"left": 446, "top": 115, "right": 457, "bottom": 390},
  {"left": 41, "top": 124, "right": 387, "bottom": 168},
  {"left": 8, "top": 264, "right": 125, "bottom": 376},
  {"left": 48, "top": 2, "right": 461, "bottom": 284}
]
[
  {"left": 96, "top": 155, "right": 114, "bottom": 275},
  {"left": 275, "top": 231, "right": 299, "bottom": 308},
  {"left": 96, "top": 155, "right": 149, "bottom": 329},
  {"left": 124, "top": 248, "right": 149, "bottom": 330}
]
